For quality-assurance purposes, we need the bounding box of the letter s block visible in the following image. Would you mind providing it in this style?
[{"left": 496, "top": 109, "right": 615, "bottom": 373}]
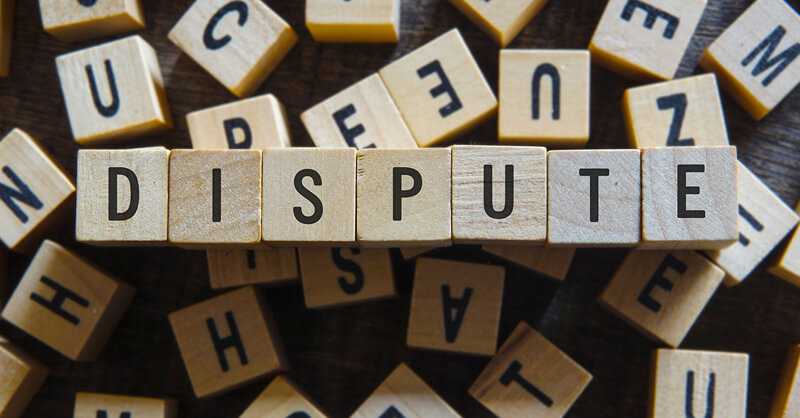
[
  {"left": 74, "top": 393, "right": 177, "bottom": 418},
  {"left": 306, "top": 0, "right": 400, "bottom": 43},
  {"left": 38, "top": 0, "right": 145, "bottom": 42},
  {"left": 240, "top": 376, "right": 328, "bottom": 418},
  {"left": 0, "top": 342, "right": 48, "bottom": 418}
]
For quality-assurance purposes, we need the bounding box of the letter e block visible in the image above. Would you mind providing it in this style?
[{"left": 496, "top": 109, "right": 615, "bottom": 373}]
[
  {"left": 771, "top": 203, "right": 800, "bottom": 287},
  {"left": 74, "top": 393, "right": 177, "bottom": 418},
  {"left": 306, "top": 0, "right": 400, "bottom": 43},
  {"left": 0, "top": 0, "right": 13, "bottom": 77},
  {"left": 240, "top": 376, "right": 328, "bottom": 418},
  {"left": 483, "top": 245, "right": 575, "bottom": 282},
  {"left": 39, "top": 0, "right": 145, "bottom": 42},
  {"left": 448, "top": 0, "right": 549, "bottom": 47},
  {"left": 769, "top": 345, "right": 800, "bottom": 418},
  {"left": 207, "top": 248, "right": 298, "bottom": 289},
  {"left": 187, "top": 94, "right": 292, "bottom": 150},
  {"left": 0, "top": 343, "right": 48, "bottom": 418}
]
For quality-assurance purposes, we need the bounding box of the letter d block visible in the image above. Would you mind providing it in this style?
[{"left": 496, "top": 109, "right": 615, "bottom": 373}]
[
  {"left": 168, "top": 286, "right": 287, "bottom": 398},
  {"left": 187, "top": 94, "right": 292, "bottom": 150},
  {"left": 38, "top": 0, "right": 145, "bottom": 42},
  {"left": 1, "top": 240, "right": 135, "bottom": 361},
  {"left": 306, "top": 0, "right": 400, "bottom": 43},
  {"left": 0, "top": 343, "right": 48, "bottom": 418},
  {"left": 74, "top": 393, "right": 177, "bottom": 418},
  {"left": 240, "top": 376, "right": 328, "bottom": 418}
]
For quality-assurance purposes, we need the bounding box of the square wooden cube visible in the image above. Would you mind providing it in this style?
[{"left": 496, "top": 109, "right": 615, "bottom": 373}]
[
  {"left": 76, "top": 147, "right": 169, "bottom": 245},
  {"left": 469, "top": 322, "right": 592, "bottom": 418},
  {"left": 499, "top": 50, "right": 590, "bottom": 146},
  {"left": 548, "top": 150, "right": 641, "bottom": 246},
  {"left": 207, "top": 248, "right": 298, "bottom": 289},
  {"left": 452, "top": 145, "right": 547, "bottom": 244},
  {"left": 771, "top": 203, "right": 800, "bottom": 287},
  {"left": 769, "top": 345, "right": 800, "bottom": 418},
  {"left": 188, "top": 94, "right": 292, "bottom": 150},
  {"left": 301, "top": 74, "right": 417, "bottom": 149},
  {"left": 706, "top": 162, "right": 800, "bottom": 285},
  {"left": 483, "top": 245, "right": 575, "bottom": 281},
  {"left": 56, "top": 35, "right": 172, "bottom": 145},
  {"left": 642, "top": 146, "right": 738, "bottom": 249},
  {"left": 74, "top": 393, "right": 177, "bottom": 418},
  {"left": 0, "top": 343, "right": 48, "bottom": 418},
  {"left": 0, "top": 129, "right": 75, "bottom": 254},
  {"left": 241, "top": 376, "right": 327, "bottom": 418},
  {"left": 357, "top": 149, "right": 452, "bottom": 247},
  {"left": 699, "top": 0, "right": 800, "bottom": 120},
  {"left": 351, "top": 363, "right": 462, "bottom": 418},
  {"left": 168, "top": 286, "right": 287, "bottom": 398},
  {"left": 0, "top": 240, "right": 135, "bottom": 361},
  {"left": 600, "top": 250, "right": 724, "bottom": 347},
  {"left": 623, "top": 74, "right": 730, "bottom": 148},
  {"left": 306, "top": 0, "right": 400, "bottom": 43},
  {"left": 262, "top": 148, "right": 356, "bottom": 245},
  {"left": 449, "top": 0, "right": 549, "bottom": 47},
  {"left": 168, "top": 0, "right": 298, "bottom": 97},
  {"left": 651, "top": 349, "right": 749, "bottom": 418},
  {"left": 379, "top": 29, "right": 497, "bottom": 147},
  {"left": 39, "top": 0, "right": 145, "bottom": 42},
  {"left": 590, "top": 0, "right": 706, "bottom": 80},
  {"left": 0, "top": 0, "right": 13, "bottom": 77},
  {"left": 168, "top": 150, "right": 262, "bottom": 247}
]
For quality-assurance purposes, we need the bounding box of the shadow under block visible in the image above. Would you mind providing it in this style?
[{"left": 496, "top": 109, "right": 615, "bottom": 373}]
[
  {"left": 699, "top": 0, "right": 800, "bottom": 120},
  {"left": 76, "top": 148, "right": 169, "bottom": 244},
  {"left": 0, "top": 240, "right": 135, "bottom": 361},
  {"left": 482, "top": 245, "right": 576, "bottom": 281},
  {"left": 0, "top": 129, "right": 75, "bottom": 254},
  {"left": 706, "top": 162, "right": 800, "bottom": 285},
  {"left": 651, "top": 349, "right": 749, "bottom": 418},
  {"left": 407, "top": 258, "right": 505, "bottom": 356},
  {"left": 350, "top": 363, "right": 462, "bottom": 418},
  {"left": 207, "top": 248, "right": 298, "bottom": 289},
  {"left": 168, "top": 286, "right": 287, "bottom": 398},
  {"left": 623, "top": 74, "right": 730, "bottom": 148},
  {"left": 379, "top": 29, "right": 497, "bottom": 147},
  {"left": 168, "top": 150, "right": 262, "bottom": 246},
  {"left": 356, "top": 149, "right": 452, "bottom": 247},
  {"left": 641, "top": 146, "right": 739, "bottom": 249},
  {"left": 306, "top": 0, "right": 400, "bottom": 43},
  {"left": 589, "top": 0, "right": 706, "bottom": 80},
  {"left": 771, "top": 203, "right": 800, "bottom": 287},
  {"left": 74, "top": 393, "right": 177, "bottom": 418},
  {"left": 241, "top": 376, "right": 328, "bottom": 418},
  {"left": 168, "top": 0, "right": 297, "bottom": 97},
  {"left": 38, "top": 0, "right": 145, "bottom": 42},
  {"left": 187, "top": 94, "right": 292, "bottom": 150},
  {"left": 262, "top": 148, "right": 356, "bottom": 245},
  {"left": 302, "top": 74, "right": 417, "bottom": 149},
  {"left": 299, "top": 247, "right": 395, "bottom": 309},
  {"left": 469, "top": 322, "right": 592, "bottom": 418},
  {"left": 0, "top": 343, "right": 48, "bottom": 418},
  {"left": 499, "top": 50, "right": 590, "bottom": 146},
  {"left": 448, "top": 0, "right": 549, "bottom": 47},
  {"left": 0, "top": 0, "right": 13, "bottom": 77},
  {"left": 600, "top": 250, "right": 724, "bottom": 347},
  {"left": 452, "top": 145, "right": 546, "bottom": 244},
  {"left": 548, "top": 150, "right": 641, "bottom": 246},
  {"left": 769, "top": 345, "right": 800, "bottom": 418}
]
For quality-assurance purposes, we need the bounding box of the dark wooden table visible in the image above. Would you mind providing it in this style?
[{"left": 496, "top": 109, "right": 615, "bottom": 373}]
[{"left": 2, "top": 0, "right": 800, "bottom": 417}]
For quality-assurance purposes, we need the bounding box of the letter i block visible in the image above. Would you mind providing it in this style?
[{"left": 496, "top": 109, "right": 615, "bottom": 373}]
[
  {"left": 407, "top": 258, "right": 505, "bottom": 356},
  {"left": 771, "top": 203, "right": 800, "bottom": 287},
  {"left": 56, "top": 35, "right": 172, "bottom": 145},
  {"left": 351, "top": 364, "right": 462, "bottom": 418},
  {"left": 770, "top": 345, "right": 800, "bottom": 418},
  {"left": 168, "top": 0, "right": 298, "bottom": 97},
  {"left": 1, "top": 240, "right": 135, "bottom": 361},
  {"left": 74, "top": 393, "right": 177, "bottom": 418},
  {"left": 168, "top": 286, "right": 288, "bottom": 398},
  {"left": 207, "top": 248, "right": 298, "bottom": 289},
  {"left": 600, "top": 251, "right": 724, "bottom": 347},
  {"left": 700, "top": 0, "right": 800, "bottom": 120},
  {"left": 641, "top": 146, "right": 738, "bottom": 249},
  {"left": 0, "top": 129, "right": 75, "bottom": 254},
  {"left": 0, "top": 0, "right": 13, "bottom": 77},
  {"left": 589, "top": 0, "right": 706, "bottom": 80},
  {"left": 302, "top": 74, "right": 417, "bottom": 149},
  {"left": 0, "top": 343, "right": 48, "bottom": 418},
  {"left": 187, "top": 94, "right": 292, "bottom": 150},
  {"left": 379, "top": 29, "right": 498, "bottom": 147},
  {"left": 240, "top": 376, "right": 328, "bottom": 418},
  {"left": 306, "top": 0, "right": 400, "bottom": 43},
  {"left": 38, "top": 0, "right": 145, "bottom": 42},
  {"left": 651, "top": 349, "right": 748, "bottom": 418},
  {"left": 469, "top": 322, "right": 592, "bottom": 418},
  {"left": 482, "top": 245, "right": 576, "bottom": 282},
  {"left": 449, "top": 0, "right": 549, "bottom": 47}
]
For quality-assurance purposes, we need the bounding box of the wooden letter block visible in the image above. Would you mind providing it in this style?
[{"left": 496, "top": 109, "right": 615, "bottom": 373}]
[
  {"left": 169, "top": 150, "right": 262, "bottom": 247},
  {"left": 651, "top": 349, "right": 749, "bottom": 418},
  {"left": 600, "top": 250, "right": 724, "bottom": 347},
  {"left": 0, "top": 129, "right": 75, "bottom": 254},
  {"left": 306, "top": 0, "right": 400, "bottom": 43},
  {"left": 623, "top": 74, "right": 730, "bottom": 148},
  {"left": 187, "top": 94, "right": 292, "bottom": 150},
  {"left": 407, "top": 258, "right": 505, "bottom": 356},
  {"left": 241, "top": 376, "right": 328, "bottom": 418},
  {"left": 299, "top": 247, "right": 395, "bottom": 309},
  {"left": 548, "top": 150, "right": 641, "bottom": 247},
  {"left": 499, "top": 50, "right": 590, "bottom": 146},
  {"left": 74, "top": 393, "right": 177, "bottom": 418},
  {"left": 263, "top": 148, "right": 356, "bottom": 245},
  {"left": 351, "top": 363, "right": 462, "bottom": 418},
  {"left": 379, "top": 29, "right": 497, "bottom": 147},
  {"left": 0, "top": 343, "right": 48, "bottom": 418},
  {"left": 706, "top": 162, "right": 800, "bottom": 285},
  {"left": 449, "top": 0, "right": 548, "bottom": 47},
  {"left": 589, "top": 0, "right": 706, "bottom": 80},
  {"left": 168, "top": 0, "right": 297, "bottom": 97},
  {"left": 771, "top": 203, "right": 800, "bottom": 287},
  {"left": 76, "top": 148, "right": 169, "bottom": 245},
  {"left": 452, "top": 145, "right": 546, "bottom": 244},
  {"left": 469, "top": 322, "right": 592, "bottom": 418},
  {"left": 0, "top": 0, "right": 13, "bottom": 77},
  {"left": 641, "top": 146, "right": 738, "bottom": 249},
  {"left": 769, "top": 345, "right": 800, "bottom": 418},
  {"left": 168, "top": 286, "right": 287, "bottom": 398},
  {"left": 483, "top": 245, "right": 575, "bottom": 282},
  {"left": 39, "top": 0, "right": 145, "bottom": 42},
  {"left": 356, "top": 149, "right": 451, "bottom": 247},
  {"left": 207, "top": 248, "right": 298, "bottom": 289},
  {"left": 699, "top": 0, "right": 800, "bottom": 120},
  {"left": 0, "top": 240, "right": 135, "bottom": 361},
  {"left": 302, "top": 74, "right": 417, "bottom": 149}
]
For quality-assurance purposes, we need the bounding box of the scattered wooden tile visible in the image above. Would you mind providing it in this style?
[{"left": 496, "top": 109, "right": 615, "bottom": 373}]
[
  {"left": 74, "top": 393, "right": 177, "bottom": 418},
  {"left": 771, "top": 202, "right": 800, "bottom": 287},
  {"left": 241, "top": 376, "right": 328, "bottom": 418},
  {"left": 769, "top": 345, "right": 800, "bottom": 418},
  {"left": 448, "top": 0, "right": 549, "bottom": 47},
  {"left": 0, "top": 0, "right": 13, "bottom": 77},
  {"left": 0, "top": 342, "right": 48, "bottom": 418},
  {"left": 306, "top": 0, "right": 400, "bottom": 43},
  {"left": 39, "top": 0, "right": 145, "bottom": 42},
  {"left": 207, "top": 248, "right": 298, "bottom": 290},
  {"left": 482, "top": 245, "right": 575, "bottom": 281},
  {"left": 187, "top": 94, "right": 292, "bottom": 150}
]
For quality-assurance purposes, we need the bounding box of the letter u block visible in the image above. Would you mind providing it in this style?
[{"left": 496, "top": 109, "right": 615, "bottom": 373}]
[
  {"left": 240, "top": 376, "right": 328, "bottom": 418},
  {"left": 0, "top": 342, "right": 48, "bottom": 418},
  {"left": 38, "top": 0, "right": 145, "bottom": 42},
  {"left": 74, "top": 393, "right": 177, "bottom": 418},
  {"left": 187, "top": 94, "right": 292, "bottom": 150}
]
